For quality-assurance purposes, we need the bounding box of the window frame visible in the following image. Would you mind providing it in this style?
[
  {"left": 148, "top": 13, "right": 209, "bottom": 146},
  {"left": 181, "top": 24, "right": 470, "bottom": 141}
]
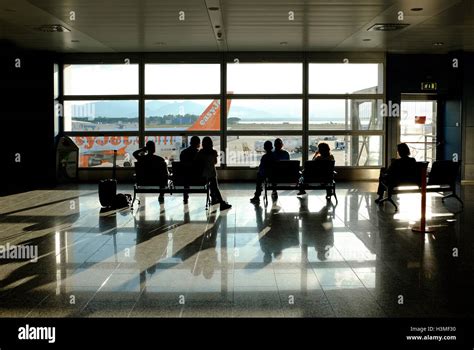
[{"left": 59, "top": 52, "right": 385, "bottom": 169}]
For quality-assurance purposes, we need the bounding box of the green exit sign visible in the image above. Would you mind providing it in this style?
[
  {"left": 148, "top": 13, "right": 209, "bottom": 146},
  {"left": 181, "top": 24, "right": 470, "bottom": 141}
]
[{"left": 421, "top": 82, "right": 437, "bottom": 91}]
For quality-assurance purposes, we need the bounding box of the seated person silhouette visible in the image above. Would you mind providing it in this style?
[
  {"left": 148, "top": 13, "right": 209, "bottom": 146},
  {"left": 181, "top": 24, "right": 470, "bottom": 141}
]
[
  {"left": 271, "top": 138, "right": 290, "bottom": 199},
  {"left": 375, "top": 142, "right": 417, "bottom": 204},
  {"left": 179, "top": 136, "right": 201, "bottom": 204},
  {"left": 250, "top": 140, "right": 275, "bottom": 204},
  {"left": 298, "top": 142, "right": 335, "bottom": 198},
  {"left": 194, "top": 137, "right": 231, "bottom": 211},
  {"left": 133, "top": 140, "right": 169, "bottom": 203},
  {"left": 311, "top": 142, "right": 335, "bottom": 162}
]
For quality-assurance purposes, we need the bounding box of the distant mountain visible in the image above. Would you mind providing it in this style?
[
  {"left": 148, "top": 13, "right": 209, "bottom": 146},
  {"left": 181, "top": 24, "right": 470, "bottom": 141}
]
[
  {"left": 144, "top": 101, "right": 168, "bottom": 115},
  {"left": 71, "top": 101, "right": 138, "bottom": 118},
  {"left": 71, "top": 100, "right": 298, "bottom": 120},
  {"left": 147, "top": 101, "right": 206, "bottom": 116},
  {"left": 93, "top": 101, "right": 138, "bottom": 118}
]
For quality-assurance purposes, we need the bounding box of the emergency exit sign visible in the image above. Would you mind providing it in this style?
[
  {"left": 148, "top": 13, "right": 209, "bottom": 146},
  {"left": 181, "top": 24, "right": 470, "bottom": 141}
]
[{"left": 421, "top": 82, "right": 437, "bottom": 91}]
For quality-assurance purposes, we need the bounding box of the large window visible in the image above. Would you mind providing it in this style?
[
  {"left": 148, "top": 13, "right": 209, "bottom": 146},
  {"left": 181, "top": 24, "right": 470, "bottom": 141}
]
[
  {"left": 227, "top": 63, "right": 302, "bottom": 94},
  {"left": 145, "top": 64, "right": 220, "bottom": 95},
  {"left": 61, "top": 57, "right": 384, "bottom": 169}
]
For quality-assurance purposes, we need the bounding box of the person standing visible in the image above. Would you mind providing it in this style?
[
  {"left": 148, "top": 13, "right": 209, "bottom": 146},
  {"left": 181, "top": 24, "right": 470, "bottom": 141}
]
[{"left": 195, "top": 137, "right": 231, "bottom": 210}]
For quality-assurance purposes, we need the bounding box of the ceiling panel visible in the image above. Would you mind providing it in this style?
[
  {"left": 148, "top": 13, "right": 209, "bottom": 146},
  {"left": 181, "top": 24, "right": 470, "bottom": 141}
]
[{"left": 0, "top": 0, "right": 472, "bottom": 53}]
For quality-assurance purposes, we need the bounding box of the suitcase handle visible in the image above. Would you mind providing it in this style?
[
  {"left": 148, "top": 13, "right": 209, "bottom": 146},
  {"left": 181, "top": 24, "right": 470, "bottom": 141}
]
[{"left": 113, "top": 150, "right": 117, "bottom": 180}]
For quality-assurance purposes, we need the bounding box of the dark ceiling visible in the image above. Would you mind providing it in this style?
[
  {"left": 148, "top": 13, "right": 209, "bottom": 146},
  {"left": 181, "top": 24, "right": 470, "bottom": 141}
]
[{"left": 0, "top": 0, "right": 473, "bottom": 53}]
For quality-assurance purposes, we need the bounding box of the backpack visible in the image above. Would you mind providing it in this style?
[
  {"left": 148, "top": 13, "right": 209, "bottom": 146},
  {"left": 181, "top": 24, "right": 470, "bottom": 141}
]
[{"left": 112, "top": 193, "right": 132, "bottom": 209}]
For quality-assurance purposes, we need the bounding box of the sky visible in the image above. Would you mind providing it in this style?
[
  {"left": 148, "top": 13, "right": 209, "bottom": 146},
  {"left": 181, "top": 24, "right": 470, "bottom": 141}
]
[{"left": 64, "top": 62, "right": 381, "bottom": 95}]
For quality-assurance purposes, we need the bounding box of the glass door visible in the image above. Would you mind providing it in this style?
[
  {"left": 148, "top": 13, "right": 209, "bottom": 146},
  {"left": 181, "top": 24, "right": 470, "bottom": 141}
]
[{"left": 400, "top": 98, "right": 437, "bottom": 164}]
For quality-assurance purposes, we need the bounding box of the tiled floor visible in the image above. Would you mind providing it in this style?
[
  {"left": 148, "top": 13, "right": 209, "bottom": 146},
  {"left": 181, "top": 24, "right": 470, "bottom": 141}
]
[{"left": 0, "top": 182, "right": 473, "bottom": 317}]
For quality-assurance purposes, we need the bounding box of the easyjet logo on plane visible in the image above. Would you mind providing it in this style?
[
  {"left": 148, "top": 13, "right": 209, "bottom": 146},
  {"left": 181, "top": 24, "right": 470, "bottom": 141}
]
[
  {"left": 200, "top": 100, "right": 220, "bottom": 126},
  {"left": 187, "top": 97, "right": 231, "bottom": 131}
]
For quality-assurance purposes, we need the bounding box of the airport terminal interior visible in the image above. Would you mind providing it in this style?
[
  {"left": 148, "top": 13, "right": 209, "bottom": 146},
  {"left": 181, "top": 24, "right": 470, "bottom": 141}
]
[{"left": 1, "top": 0, "right": 474, "bottom": 318}]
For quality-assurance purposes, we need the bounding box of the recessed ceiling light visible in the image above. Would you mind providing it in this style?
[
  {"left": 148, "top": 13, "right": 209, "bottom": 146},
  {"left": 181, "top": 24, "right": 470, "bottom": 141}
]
[
  {"left": 411, "top": 7, "right": 423, "bottom": 11},
  {"left": 363, "top": 38, "right": 371, "bottom": 41},
  {"left": 367, "top": 23, "right": 409, "bottom": 31},
  {"left": 433, "top": 42, "right": 444, "bottom": 46},
  {"left": 280, "top": 41, "right": 288, "bottom": 45},
  {"left": 208, "top": 7, "right": 219, "bottom": 11},
  {"left": 35, "top": 24, "right": 71, "bottom": 32}
]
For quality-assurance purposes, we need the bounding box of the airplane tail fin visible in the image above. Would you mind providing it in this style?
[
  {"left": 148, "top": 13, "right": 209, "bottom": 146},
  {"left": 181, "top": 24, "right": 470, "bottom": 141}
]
[{"left": 187, "top": 97, "right": 232, "bottom": 131}]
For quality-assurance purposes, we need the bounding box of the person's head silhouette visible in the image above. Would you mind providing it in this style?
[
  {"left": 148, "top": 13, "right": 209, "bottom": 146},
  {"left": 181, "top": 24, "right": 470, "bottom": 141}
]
[
  {"left": 317, "top": 142, "right": 331, "bottom": 158},
  {"left": 146, "top": 140, "right": 156, "bottom": 154},
  {"left": 397, "top": 143, "right": 410, "bottom": 158},
  {"left": 264, "top": 140, "right": 273, "bottom": 153},
  {"left": 202, "top": 136, "right": 213, "bottom": 150},
  {"left": 274, "top": 138, "right": 284, "bottom": 151},
  {"left": 190, "top": 136, "right": 201, "bottom": 149}
]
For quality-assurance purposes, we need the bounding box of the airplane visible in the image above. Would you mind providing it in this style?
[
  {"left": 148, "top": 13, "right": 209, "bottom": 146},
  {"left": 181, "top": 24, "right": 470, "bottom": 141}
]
[{"left": 74, "top": 98, "right": 229, "bottom": 167}]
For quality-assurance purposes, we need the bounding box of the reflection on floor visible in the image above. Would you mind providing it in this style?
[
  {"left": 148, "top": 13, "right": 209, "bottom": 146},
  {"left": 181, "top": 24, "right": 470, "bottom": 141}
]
[{"left": 0, "top": 183, "right": 473, "bottom": 317}]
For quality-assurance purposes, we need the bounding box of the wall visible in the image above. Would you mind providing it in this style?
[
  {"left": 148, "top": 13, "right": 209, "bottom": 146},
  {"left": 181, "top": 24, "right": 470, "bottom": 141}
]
[
  {"left": 0, "top": 44, "right": 56, "bottom": 194},
  {"left": 462, "top": 52, "right": 474, "bottom": 182}
]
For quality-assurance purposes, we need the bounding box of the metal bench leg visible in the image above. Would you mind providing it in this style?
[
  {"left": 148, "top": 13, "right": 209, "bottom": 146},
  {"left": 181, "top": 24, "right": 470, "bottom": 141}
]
[
  {"left": 205, "top": 185, "right": 210, "bottom": 210},
  {"left": 132, "top": 186, "right": 138, "bottom": 208},
  {"left": 332, "top": 185, "right": 338, "bottom": 204}
]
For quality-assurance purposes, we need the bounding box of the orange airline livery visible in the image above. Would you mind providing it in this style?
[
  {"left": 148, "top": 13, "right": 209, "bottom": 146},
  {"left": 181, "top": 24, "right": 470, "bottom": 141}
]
[{"left": 74, "top": 98, "right": 230, "bottom": 167}]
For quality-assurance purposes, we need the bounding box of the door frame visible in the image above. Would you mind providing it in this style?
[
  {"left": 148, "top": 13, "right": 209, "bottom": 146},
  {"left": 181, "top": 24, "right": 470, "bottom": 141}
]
[{"left": 399, "top": 94, "right": 438, "bottom": 163}]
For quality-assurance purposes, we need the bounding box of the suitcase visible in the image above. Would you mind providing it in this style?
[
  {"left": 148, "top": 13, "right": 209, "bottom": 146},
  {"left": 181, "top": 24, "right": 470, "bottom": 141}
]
[{"left": 99, "top": 150, "right": 117, "bottom": 207}]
